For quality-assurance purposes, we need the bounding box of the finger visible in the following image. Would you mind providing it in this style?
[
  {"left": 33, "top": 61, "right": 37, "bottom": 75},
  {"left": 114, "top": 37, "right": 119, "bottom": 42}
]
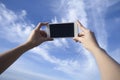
[
  {"left": 77, "top": 20, "right": 87, "bottom": 32},
  {"left": 44, "top": 38, "right": 54, "bottom": 41},
  {"left": 73, "top": 37, "right": 79, "bottom": 42},
  {"left": 73, "top": 37, "right": 82, "bottom": 43},
  {"left": 40, "top": 31, "right": 47, "bottom": 37},
  {"left": 40, "top": 22, "right": 48, "bottom": 26},
  {"left": 36, "top": 22, "right": 48, "bottom": 30},
  {"left": 78, "top": 32, "right": 84, "bottom": 37}
]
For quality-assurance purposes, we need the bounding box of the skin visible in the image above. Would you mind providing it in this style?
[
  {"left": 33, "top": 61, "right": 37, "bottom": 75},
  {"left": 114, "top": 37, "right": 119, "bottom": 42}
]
[
  {"left": 73, "top": 20, "right": 120, "bottom": 80},
  {"left": 0, "top": 22, "right": 53, "bottom": 74},
  {"left": 0, "top": 21, "right": 120, "bottom": 80}
]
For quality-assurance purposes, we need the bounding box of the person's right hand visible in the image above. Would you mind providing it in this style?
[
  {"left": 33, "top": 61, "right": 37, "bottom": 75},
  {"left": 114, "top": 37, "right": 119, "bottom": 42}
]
[
  {"left": 73, "top": 20, "right": 100, "bottom": 51},
  {"left": 26, "top": 22, "right": 53, "bottom": 48}
]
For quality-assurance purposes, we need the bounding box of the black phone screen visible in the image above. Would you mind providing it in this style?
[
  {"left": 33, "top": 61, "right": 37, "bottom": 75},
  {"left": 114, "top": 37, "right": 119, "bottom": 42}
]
[{"left": 49, "top": 23, "right": 74, "bottom": 38}]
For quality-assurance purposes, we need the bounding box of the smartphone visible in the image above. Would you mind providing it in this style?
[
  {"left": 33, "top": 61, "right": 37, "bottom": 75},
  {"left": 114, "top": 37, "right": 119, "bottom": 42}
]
[{"left": 46, "top": 22, "right": 78, "bottom": 38}]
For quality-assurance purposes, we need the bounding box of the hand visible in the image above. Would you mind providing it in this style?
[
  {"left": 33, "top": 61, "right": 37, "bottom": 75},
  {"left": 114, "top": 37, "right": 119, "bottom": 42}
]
[
  {"left": 73, "top": 20, "right": 100, "bottom": 51},
  {"left": 26, "top": 22, "right": 53, "bottom": 48}
]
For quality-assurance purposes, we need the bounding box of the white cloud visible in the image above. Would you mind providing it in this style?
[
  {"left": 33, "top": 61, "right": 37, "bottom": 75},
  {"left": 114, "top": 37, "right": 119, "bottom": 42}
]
[
  {"left": 51, "top": 17, "right": 58, "bottom": 23},
  {"left": 0, "top": 0, "right": 119, "bottom": 80},
  {"left": 26, "top": 45, "right": 94, "bottom": 80},
  {"left": 0, "top": 1, "right": 100, "bottom": 80},
  {"left": 32, "top": 47, "right": 58, "bottom": 63},
  {"left": 0, "top": 3, "right": 34, "bottom": 43},
  {"left": 84, "top": 0, "right": 109, "bottom": 49},
  {"left": 0, "top": 68, "right": 66, "bottom": 80},
  {"left": 0, "top": 3, "right": 84, "bottom": 79},
  {"left": 30, "top": 0, "right": 102, "bottom": 76},
  {"left": 53, "top": 0, "right": 88, "bottom": 26},
  {"left": 50, "top": 0, "right": 116, "bottom": 79}
]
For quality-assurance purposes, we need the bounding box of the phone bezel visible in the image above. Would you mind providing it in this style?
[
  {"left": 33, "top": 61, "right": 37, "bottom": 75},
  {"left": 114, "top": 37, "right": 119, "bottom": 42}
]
[{"left": 46, "top": 22, "right": 78, "bottom": 38}]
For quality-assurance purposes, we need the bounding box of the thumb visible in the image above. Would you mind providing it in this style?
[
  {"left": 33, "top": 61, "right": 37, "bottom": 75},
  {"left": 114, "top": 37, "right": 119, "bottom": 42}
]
[{"left": 44, "top": 38, "right": 54, "bottom": 42}]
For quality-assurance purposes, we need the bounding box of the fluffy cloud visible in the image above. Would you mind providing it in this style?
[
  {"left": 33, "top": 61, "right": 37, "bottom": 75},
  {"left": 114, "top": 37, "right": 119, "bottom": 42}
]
[
  {"left": 0, "top": 2, "right": 99, "bottom": 80},
  {"left": 0, "top": 0, "right": 119, "bottom": 80},
  {"left": 0, "top": 3, "right": 34, "bottom": 43},
  {"left": 0, "top": 3, "right": 86, "bottom": 80},
  {"left": 1, "top": 68, "right": 66, "bottom": 80},
  {"left": 0, "top": 1, "right": 99, "bottom": 80}
]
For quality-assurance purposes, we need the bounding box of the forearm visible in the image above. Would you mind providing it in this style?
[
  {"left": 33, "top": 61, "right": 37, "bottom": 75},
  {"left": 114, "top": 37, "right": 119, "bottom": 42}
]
[
  {"left": 0, "top": 22, "right": 50, "bottom": 74},
  {"left": 0, "top": 42, "right": 34, "bottom": 74},
  {"left": 89, "top": 47, "right": 120, "bottom": 80}
]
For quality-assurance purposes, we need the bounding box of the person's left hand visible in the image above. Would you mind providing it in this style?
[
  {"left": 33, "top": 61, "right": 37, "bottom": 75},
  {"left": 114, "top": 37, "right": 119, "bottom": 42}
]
[{"left": 26, "top": 22, "right": 53, "bottom": 48}]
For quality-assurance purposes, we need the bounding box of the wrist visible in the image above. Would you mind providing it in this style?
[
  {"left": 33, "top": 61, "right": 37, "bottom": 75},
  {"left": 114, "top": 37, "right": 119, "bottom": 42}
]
[
  {"left": 25, "top": 40, "right": 42, "bottom": 48},
  {"left": 88, "top": 45, "right": 101, "bottom": 53},
  {"left": 22, "top": 42, "right": 37, "bottom": 50}
]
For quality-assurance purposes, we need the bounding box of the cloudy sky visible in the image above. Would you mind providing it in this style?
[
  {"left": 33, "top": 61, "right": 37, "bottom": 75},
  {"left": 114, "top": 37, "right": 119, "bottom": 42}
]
[{"left": 0, "top": 0, "right": 120, "bottom": 80}]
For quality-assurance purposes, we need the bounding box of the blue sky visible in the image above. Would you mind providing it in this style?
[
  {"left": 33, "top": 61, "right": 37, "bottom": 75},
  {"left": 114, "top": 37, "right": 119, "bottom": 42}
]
[{"left": 0, "top": 0, "right": 120, "bottom": 80}]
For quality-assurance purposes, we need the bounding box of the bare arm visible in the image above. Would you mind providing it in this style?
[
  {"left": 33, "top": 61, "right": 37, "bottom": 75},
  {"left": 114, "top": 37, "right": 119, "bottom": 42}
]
[
  {"left": 0, "top": 22, "right": 53, "bottom": 74},
  {"left": 73, "top": 20, "right": 120, "bottom": 80}
]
